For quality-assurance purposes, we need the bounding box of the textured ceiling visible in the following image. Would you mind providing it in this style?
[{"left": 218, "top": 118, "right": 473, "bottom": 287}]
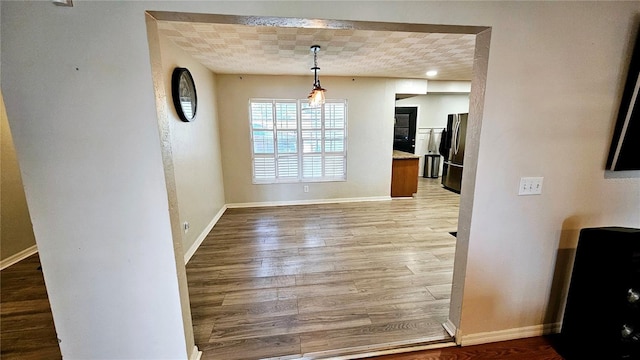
[{"left": 157, "top": 21, "right": 476, "bottom": 80}]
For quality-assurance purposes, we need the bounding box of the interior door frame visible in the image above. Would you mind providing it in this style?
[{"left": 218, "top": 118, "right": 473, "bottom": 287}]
[
  {"left": 146, "top": 10, "right": 492, "bottom": 350},
  {"left": 394, "top": 106, "right": 419, "bottom": 154}
]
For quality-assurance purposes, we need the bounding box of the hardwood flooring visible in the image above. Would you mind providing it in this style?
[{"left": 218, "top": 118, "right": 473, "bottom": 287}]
[
  {"left": 371, "top": 336, "right": 564, "bottom": 360},
  {"left": 0, "top": 254, "right": 61, "bottom": 360},
  {"left": 0, "top": 252, "right": 568, "bottom": 360},
  {"left": 188, "top": 178, "right": 461, "bottom": 359},
  {"left": 1, "top": 178, "right": 466, "bottom": 359}
]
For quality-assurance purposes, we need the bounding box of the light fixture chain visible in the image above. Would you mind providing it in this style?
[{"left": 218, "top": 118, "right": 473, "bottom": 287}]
[{"left": 308, "top": 45, "right": 325, "bottom": 108}]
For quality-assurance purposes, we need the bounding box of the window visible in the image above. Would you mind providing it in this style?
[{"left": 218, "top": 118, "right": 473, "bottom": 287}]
[{"left": 250, "top": 99, "right": 347, "bottom": 183}]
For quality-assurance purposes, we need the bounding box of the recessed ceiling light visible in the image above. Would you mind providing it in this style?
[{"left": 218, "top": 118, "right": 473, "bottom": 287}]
[{"left": 426, "top": 70, "right": 438, "bottom": 77}]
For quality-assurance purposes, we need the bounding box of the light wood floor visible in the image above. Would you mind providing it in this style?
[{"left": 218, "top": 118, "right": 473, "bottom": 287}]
[
  {"left": 187, "top": 177, "right": 460, "bottom": 359},
  {"left": 0, "top": 177, "right": 459, "bottom": 359}
]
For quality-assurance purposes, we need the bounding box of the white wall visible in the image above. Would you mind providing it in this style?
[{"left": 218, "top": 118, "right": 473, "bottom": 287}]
[
  {"left": 396, "top": 93, "right": 470, "bottom": 175},
  {"left": 2, "top": 2, "right": 189, "bottom": 358},
  {"left": 428, "top": 81, "right": 472, "bottom": 94},
  {"left": 2, "top": 1, "right": 640, "bottom": 357},
  {"left": 217, "top": 75, "right": 395, "bottom": 204},
  {"left": 158, "top": 33, "right": 226, "bottom": 256},
  {"left": 397, "top": 94, "right": 470, "bottom": 130}
]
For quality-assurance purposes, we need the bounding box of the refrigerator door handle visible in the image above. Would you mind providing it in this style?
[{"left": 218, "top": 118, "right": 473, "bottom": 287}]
[
  {"left": 452, "top": 114, "right": 461, "bottom": 155},
  {"left": 444, "top": 161, "right": 463, "bottom": 168}
]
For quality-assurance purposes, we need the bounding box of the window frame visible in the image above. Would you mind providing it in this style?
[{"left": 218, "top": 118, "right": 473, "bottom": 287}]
[{"left": 249, "top": 98, "right": 348, "bottom": 184}]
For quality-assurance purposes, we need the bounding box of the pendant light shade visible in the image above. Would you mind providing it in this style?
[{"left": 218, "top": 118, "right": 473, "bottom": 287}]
[
  {"left": 308, "top": 84, "right": 325, "bottom": 107},
  {"left": 308, "top": 45, "right": 326, "bottom": 108}
]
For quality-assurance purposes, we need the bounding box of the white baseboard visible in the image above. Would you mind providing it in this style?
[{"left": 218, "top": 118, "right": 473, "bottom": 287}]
[
  {"left": 442, "top": 319, "right": 460, "bottom": 343},
  {"left": 189, "top": 345, "right": 202, "bottom": 360},
  {"left": 460, "top": 322, "right": 562, "bottom": 346},
  {"left": 227, "top": 196, "right": 391, "bottom": 209},
  {"left": 0, "top": 245, "right": 38, "bottom": 270},
  {"left": 183, "top": 205, "right": 228, "bottom": 264}
]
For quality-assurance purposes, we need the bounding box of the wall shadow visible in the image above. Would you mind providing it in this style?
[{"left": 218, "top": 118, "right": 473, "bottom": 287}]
[{"left": 544, "top": 217, "right": 582, "bottom": 326}]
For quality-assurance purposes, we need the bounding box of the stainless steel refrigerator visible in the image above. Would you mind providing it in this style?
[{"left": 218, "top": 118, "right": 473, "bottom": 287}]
[{"left": 440, "top": 113, "right": 468, "bottom": 193}]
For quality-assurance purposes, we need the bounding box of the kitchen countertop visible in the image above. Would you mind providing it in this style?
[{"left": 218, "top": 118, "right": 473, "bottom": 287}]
[{"left": 392, "top": 150, "right": 421, "bottom": 159}]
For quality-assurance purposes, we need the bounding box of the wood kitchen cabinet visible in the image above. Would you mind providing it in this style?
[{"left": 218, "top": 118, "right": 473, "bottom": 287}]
[{"left": 391, "top": 152, "right": 419, "bottom": 197}]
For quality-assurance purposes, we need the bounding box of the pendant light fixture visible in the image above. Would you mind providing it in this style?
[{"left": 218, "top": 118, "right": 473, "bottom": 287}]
[{"left": 308, "top": 45, "right": 326, "bottom": 108}]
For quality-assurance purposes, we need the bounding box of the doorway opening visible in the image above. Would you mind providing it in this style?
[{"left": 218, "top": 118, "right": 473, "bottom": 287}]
[{"left": 146, "top": 10, "right": 491, "bottom": 359}]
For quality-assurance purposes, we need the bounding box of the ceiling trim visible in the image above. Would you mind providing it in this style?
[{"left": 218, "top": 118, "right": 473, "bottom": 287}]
[{"left": 147, "top": 11, "right": 489, "bottom": 35}]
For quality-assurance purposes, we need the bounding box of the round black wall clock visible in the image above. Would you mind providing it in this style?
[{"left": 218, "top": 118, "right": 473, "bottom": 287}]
[{"left": 171, "top": 67, "right": 198, "bottom": 122}]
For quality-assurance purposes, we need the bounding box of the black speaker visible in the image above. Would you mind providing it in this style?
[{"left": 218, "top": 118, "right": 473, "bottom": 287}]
[{"left": 560, "top": 227, "right": 640, "bottom": 359}]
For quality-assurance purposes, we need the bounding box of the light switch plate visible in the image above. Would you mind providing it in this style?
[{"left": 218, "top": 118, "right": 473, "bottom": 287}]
[{"left": 519, "top": 177, "right": 544, "bottom": 195}]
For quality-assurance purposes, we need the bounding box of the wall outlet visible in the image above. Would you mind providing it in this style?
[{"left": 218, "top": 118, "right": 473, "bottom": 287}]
[
  {"left": 518, "top": 177, "right": 544, "bottom": 195},
  {"left": 303, "top": 185, "right": 309, "bottom": 193},
  {"left": 183, "top": 221, "right": 190, "bottom": 233}
]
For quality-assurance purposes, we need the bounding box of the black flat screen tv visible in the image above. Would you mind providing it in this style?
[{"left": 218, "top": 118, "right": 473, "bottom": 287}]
[{"left": 607, "top": 28, "right": 640, "bottom": 171}]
